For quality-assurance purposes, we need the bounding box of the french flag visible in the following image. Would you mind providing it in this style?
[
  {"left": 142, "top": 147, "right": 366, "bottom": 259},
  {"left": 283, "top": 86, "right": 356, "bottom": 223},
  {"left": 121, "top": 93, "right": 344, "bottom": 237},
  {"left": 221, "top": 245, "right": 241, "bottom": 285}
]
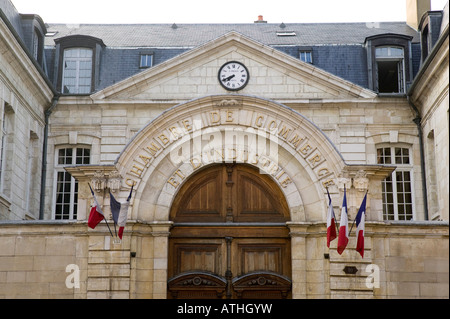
[
  {"left": 88, "top": 184, "right": 105, "bottom": 229},
  {"left": 110, "top": 186, "right": 133, "bottom": 239},
  {"left": 337, "top": 187, "right": 349, "bottom": 255},
  {"left": 326, "top": 188, "right": 337, "bottom": 248},
  {"left": 355, "top": 192, "right": 368, "bottom": 258}
]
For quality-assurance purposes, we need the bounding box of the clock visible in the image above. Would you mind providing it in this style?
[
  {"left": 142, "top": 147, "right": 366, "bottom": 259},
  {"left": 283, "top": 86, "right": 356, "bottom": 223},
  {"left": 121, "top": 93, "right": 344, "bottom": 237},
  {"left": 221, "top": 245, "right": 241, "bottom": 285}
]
[{"left": 218, "top": 61, "right": 249, "bottom": 91}]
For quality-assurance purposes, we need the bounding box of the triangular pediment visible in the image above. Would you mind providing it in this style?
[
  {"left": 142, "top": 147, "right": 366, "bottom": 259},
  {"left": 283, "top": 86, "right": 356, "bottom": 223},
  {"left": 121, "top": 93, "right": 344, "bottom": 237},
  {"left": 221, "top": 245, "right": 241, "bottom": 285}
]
[{"left": 91, "top": 31, "right": 376, "bottom": 101}]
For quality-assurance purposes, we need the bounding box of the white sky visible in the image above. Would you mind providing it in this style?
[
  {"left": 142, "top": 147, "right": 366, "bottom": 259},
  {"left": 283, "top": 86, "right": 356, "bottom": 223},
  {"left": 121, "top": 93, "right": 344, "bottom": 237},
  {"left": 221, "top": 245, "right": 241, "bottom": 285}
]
[{"left": 9, "top": 0, "right": 449, "bottom": 24}]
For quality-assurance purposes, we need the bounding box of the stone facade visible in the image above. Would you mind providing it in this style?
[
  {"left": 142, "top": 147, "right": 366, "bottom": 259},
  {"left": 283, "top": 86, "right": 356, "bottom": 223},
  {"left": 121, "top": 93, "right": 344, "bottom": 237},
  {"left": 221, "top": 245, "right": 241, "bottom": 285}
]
[
  {"left": 0, "top": 2, "right": 53, "bottom": 220},
  {"left": 0, "top": 0, "right": 448, "bottom": 299},
  {"left": 0, "top": 221, "right": 447, "bottom": 298},
  {"left": 409, "top": 5, "right": 449, "bottom": 221}
]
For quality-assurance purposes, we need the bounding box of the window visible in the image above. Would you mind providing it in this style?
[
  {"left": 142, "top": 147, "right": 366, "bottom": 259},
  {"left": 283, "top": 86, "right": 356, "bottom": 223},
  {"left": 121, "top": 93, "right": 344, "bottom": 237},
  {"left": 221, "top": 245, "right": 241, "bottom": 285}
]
[
  {"left": 421, "top": 25, "right": 429, "bottom": 62},
  {"left": 33, "top": 29, "right": 40, "bottom": 61},
  {"left": 0, "top": 104, "right": 14, "bottom": 197},
  {"left": 54, "top": 147, "right": 90, "bottom": 219},
  {"left": 0, "top": 108, "right": 6, "bottom": 191},
  {"left": 140, "top": 54, "right": 153, "bottom": 68},
  {"left": 299, "top": 51, "right": 312, "bottom": 63},
  {"left": 375, "top": 46, "right": 405, "bottom": 93},
  {"left": 377, "top": 146, "right": 414, "bottom": 220},
  {"left": 62, "top": 48, "right": 93, "bottom": 94},
  {"left": 26, "top": 132, "right": 39, "bottom": 216}
]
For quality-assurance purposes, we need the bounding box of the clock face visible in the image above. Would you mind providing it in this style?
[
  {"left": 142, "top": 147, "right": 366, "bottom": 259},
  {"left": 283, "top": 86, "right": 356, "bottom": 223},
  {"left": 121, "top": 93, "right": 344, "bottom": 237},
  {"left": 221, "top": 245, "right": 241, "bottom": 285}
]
[{"left": 218, "top": 61, "right": 249, "bottom": 91}]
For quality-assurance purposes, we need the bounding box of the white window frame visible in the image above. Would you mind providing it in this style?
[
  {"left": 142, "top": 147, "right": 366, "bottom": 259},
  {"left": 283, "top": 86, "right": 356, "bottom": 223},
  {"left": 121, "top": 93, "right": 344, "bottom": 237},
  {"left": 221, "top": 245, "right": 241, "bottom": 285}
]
[
  {"left": 299, "top": 51, "right": 312, "bottom": 63},
  {"left": 378, "top": 145, "right": 416, "bottom": 220},
  {"left": 139, "top": 53, "right": 153, "bottom": 68},
  {"left": 52, "top": 146, "right": 90, "bottom": 220},
  {"left": 61, "top": 48, "right": 93, "bottom": 94}
]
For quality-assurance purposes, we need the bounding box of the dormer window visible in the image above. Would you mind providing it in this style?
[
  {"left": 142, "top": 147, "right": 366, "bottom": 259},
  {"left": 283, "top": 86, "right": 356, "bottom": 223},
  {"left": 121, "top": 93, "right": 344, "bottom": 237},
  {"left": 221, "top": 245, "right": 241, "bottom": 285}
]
[
  {"left": 33, "top": 28, "right": 41, "bottom": 61},
  {"left": 418, "top": 11, "right": 444, "bottom": 65},
  {"left": 54, "top": 35, "right": 105, "bottom": 94},
  {"left": 365, "top": 34, "right": 412, "bottom": 94}
]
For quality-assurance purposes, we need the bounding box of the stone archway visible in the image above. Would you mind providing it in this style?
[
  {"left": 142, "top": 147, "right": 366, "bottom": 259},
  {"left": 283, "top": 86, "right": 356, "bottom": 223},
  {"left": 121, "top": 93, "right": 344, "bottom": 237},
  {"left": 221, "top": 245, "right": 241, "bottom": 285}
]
[{"left": 115, "top": 95, "right": 347, "bottom": 224}]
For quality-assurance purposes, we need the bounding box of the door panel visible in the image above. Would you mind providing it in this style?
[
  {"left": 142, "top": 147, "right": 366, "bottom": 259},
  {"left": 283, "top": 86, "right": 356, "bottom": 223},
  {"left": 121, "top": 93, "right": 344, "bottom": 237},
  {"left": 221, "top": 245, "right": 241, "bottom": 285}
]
[
  {"left": 176, "top": 244, "right": 222, "bottom": 274},
  {"left": 171, "top": 166, "right": 225, "bottom": 222},
  {"left": 238, "top": 244, "right": 284, "bottom": 274},
  {"left": 169, "top": 239, "right": 225, "bottom": 276}
]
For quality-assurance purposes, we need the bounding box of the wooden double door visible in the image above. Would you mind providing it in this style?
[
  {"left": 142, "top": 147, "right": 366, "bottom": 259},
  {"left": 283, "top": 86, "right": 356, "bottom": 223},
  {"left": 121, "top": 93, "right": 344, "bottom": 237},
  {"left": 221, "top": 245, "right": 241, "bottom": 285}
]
[{"left": 168, "top": 164, "right": 292, "bottom": 299}]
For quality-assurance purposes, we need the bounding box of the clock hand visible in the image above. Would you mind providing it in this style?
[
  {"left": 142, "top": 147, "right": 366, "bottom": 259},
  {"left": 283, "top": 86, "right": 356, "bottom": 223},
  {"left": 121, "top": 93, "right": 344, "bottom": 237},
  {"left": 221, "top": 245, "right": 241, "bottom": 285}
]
[{"left": 222, "top": 74, "right": 235, "bottom": 82}]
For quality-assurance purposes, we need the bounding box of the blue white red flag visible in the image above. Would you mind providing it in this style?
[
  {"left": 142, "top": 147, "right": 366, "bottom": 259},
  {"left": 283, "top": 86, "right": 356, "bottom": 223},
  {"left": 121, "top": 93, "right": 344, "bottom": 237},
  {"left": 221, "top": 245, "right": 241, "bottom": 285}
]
[
  {"left": 326, "top": 188, "right": 337, "bottom": 248},
  {"left": 355, "top": 192, "right": 368, "bottom": 258},
  {"left": 110, "top": 186, "right": 133, "bottom": 239},
  {"left": 337, "top": 187, "right": 349, "bottom": 254},
  {"left": 88, "top": 184, "right": 105, "bottom": 229}
]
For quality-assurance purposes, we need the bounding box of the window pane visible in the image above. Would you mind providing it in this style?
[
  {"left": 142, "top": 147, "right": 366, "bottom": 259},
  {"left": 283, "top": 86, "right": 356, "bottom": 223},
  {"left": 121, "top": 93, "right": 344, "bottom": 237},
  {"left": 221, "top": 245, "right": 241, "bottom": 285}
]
[
  {"left": 403, "top": 150, "right": 409, "bottom": 164},
  {"left": 382, "top": 176, "right": 394, "bottom": 220},
  {"left": 58, "top": 148, "right": 73, "bottom": 165},
  {"left": 377, "top": 147, "right": 392, "bottom": 164},
  {"left": 376, "top": 47, "right": 389, "bottom": 57},
  {"left": 403, "top": 171, "right": 411, "bottom": 181},
  {"left": 395, "top": 147, "right": 402, "bottom": 164},
  {"left": 377, "top": 148, "right": 384, "bottom": 164},
  {"left": 397, "top": 192, "right": 404, "bottom": 204},
  {"left": 76, "top": 148, "right": 90, "bottom": 164},
  {"left": 73, "top": 181, "right": 78, "bottom": 219},
  {"left": 405, "top": 204, "right": 413, "bottom": 220},
  {"left": 79, "top": 48, "right": 92, "bottom": 58},
  {"left": 390, "top": 47, "right": 404, "bottom": 57}
]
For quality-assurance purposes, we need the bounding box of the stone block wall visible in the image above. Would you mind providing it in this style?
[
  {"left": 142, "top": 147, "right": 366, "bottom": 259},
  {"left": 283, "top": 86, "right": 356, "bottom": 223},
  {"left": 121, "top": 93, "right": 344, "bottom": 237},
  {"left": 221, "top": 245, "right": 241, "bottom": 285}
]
[{"left": 0, "top": 221, "right": 448, "bottom": 299}]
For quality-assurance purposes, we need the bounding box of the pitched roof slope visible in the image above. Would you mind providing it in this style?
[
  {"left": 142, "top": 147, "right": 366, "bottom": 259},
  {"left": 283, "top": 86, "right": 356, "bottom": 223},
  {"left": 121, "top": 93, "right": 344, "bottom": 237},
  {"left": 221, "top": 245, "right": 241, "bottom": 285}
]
[{"left": 45, "top": 22, "right": 419, "bottom": 47}]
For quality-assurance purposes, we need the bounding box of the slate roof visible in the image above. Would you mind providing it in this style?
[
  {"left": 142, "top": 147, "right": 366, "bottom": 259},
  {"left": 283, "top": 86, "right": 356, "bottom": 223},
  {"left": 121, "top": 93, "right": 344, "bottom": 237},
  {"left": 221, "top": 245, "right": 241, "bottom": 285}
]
[{"left": 45, "top": 22, "right": 419, "bottom": 48}]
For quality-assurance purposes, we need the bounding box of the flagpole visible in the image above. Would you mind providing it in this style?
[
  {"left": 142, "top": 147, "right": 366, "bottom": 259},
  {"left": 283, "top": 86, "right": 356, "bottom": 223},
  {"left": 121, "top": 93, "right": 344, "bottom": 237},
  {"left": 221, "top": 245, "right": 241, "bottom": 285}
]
[
  {"left": 348, "top": 218, "right": 357, "bottom": 237},
  {"left": 348, "top": 190, "right": 368, "bottom": 237},
  {"left": 109, "top": 188, "right": 118, "bottom": 238},
  {"left": 326, "top": 187, "right": 339, "bottom": 236},
  {"left": 88, "top": 183, "right": 114, "bottom": 238},
  {"left": 103, "top": 214, "right": 114, "bottom": 238}
]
